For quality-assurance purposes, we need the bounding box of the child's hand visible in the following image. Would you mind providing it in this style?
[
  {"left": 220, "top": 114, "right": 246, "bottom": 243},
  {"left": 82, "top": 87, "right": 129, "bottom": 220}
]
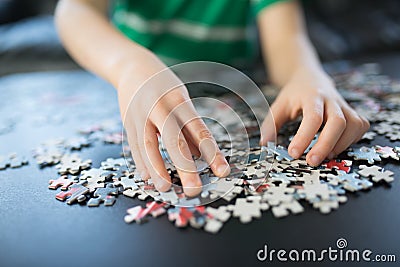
[
  {"left": 260, "top": 68, "right": 370, "bottom": 166},
  {"left": 118, "top": 60, "right": 230, "bottom": 197}
]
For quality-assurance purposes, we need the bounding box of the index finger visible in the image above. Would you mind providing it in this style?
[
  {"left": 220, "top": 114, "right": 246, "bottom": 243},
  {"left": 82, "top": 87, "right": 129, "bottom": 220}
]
[
  {"left": 288, "top": 97, "right": 324, "bottom": 159},
  {"left": 182, "top": 117, "right": 230, "bottom": 177},
  {"left": 159, "top": 116, "right": 202, "bottom": 197},
  {"left": 170, "top": 99, "right": 230, "bottom": 177},
  {"left": 306, "top": 101, "right": 346, "bottom": 166}
]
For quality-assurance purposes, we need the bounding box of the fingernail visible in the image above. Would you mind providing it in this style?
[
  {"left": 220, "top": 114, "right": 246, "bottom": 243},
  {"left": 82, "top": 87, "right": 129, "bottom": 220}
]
[
  {"left": 310, "top": 155, "right": 321, "bottom": 166},
  {"left": 184, "top": 186, "right": 202, "bottom": 197},
  {"left": 154, "top": 177, "right": 170, "bottom": 192},
  {"left": 140, "top": 170, "right": 148, "bottom": 180},
  {"left": 290, "top": 148, "right": 300, "bottom": 158},
  {"left": 328, "top": 152, "right": 335, "bottom": 160}
]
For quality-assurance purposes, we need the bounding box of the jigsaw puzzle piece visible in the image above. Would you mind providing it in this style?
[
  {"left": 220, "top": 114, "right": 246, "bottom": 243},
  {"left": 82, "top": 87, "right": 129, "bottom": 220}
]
[
  {"left": 267, "top": 142, "right": 294, "bottom": 162},
  {"left": 101, "top": 157, "right": 127, "bottom": 170},
  {"left": 113, "top": 176, "right": 139, "bottom": 191},
  {"left": 271, "top": 200, "right": 304, "bottom": 218},
  {"left": 56, "top": 154, "right": 92, "bottom": 175},
  {"left": 80, "top": 168, "right": 109, "bottom": 192},
  {"left": 262, "top": 184, "right": 295, "bottom": 206},
  {"left": 311, "top": 196, "right": 347, "bottom": 214},
  {"left": 167, "top": 207, "right": 194, "bottom": 228},
  {"left": 48, "top": 175, "right": 74, "bottom": 190},
  {"left": 0, "top": 153, "right": 28, "bottom": 170},
  {"left": 297, "top": 182, "right": 336, "bottom": 202},
  {"left": 357, "top": 165, "right": 394, "bottom": 183},
  {"left": 204, "top": 219, "right": 224, "bottom": 234},
  {"left": 361, "top": 131, "right": 376, "bottom": 141},
  {"left": 65, "top": 136, "right": 91, "bottom": 150},
  {"left": 0, "top": 155, "right": 10, "bottom": 170},
  {"left": 9, "top": 153, "right": 29, "bottom": 168},
  {"left": 55, "top": 181, "right": 89, "bottom": 204},
  {"left": 125, "top": 201, "right": 168, "bottom": 224},
  {"left": 347, "top": 146, "right": 381, "bottom": 164},
  {"left": 228, "top": 197, "right": 268, "bottom": 224},
  {"left": 322, "top": 159, "right": 352, "bottom": 173},
  {"left": 88, "top": 184, "right": 119, "bottom": 207},
  {"left": 374, "top": 146, "right": 399, "bottom": 160}
]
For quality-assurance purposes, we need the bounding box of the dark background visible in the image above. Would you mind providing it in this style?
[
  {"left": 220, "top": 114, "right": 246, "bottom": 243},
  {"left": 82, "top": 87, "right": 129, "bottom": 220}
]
[
  {"left": 1, "top": 0, "right": 400, "bottom": 76},
  {"left": 0, "top": 1, "right": 399, "bottom": 267}
]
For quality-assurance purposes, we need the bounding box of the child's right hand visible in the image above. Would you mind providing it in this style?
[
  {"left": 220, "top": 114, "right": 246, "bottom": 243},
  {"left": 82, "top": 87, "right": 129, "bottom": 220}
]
[{"left": 117, "top": 57, "right": 230, "bottom": 197}]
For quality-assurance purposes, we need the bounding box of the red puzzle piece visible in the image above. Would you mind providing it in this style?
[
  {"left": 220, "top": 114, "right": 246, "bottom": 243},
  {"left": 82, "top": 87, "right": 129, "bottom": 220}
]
[
  {"left": 167, "top": 206, "right": 211, "bottom": 228},
  {"left": 255, "top": 183, "right": 270, "bottom": 193},
  {"left": 124, "top": 201, "right": 168, "bottom": 224},
  {"left": 48, "top": 175, "right": 73, "bottom": 190},
  {"left": 55, "top": 182, "right": 89, "bottom": 204},
  {"left": 323, "top": 159, "right": 352, "bottom": 173}
]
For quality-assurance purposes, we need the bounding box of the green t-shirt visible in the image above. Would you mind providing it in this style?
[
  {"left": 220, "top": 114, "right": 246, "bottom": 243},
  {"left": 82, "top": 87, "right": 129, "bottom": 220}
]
[{"left": 112, "top": 0, "right": 287, "bottom": 67}]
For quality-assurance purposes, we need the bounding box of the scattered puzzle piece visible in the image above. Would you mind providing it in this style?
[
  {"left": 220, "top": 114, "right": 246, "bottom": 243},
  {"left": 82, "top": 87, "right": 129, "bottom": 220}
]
[
  {"left": 56, "top": 154, "right": 91, "bottom": 175},
  {"left": 271, "top": 200, "right": 304, "bottom": 218},
  {"left": 55, "top": 181, "right": 89, "bottom": 204},
  {"left": 48, "top": 175, "right": 74, "bottom": 190},
  {"left": 125, "top": 201, "right": 168, "bottom": 224},
  {"left": 322, "top": 159, "right": 352, "bottom": 173},
  {"left": 375, "top": 145, "right": 399, "bottom": 160},
  {"left": 228, "top": 198, "right": 269, "bottom": 223},
  {"left": 357, "top": 165, "right": 394, "bottom": 183},
  {"left": 0, "top": 153, "right": 28, "bottom": 170},
  {"left": 88, "top": 184, "right": 120, "bottom": 207},
  {"left": 347, "top": 146, "right": 381, "bottom": 164}
]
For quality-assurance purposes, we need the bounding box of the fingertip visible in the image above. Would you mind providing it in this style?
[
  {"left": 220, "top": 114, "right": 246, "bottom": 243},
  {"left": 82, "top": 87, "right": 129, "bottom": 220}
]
[
  {"left": 141, "top": 170, "right": 150, "bottom": 180},
  {"left": 290, "top": 148, "right": 301, "bottom": 159},
  {"left": 210, "top": 153, "right": 230, "bottom": 177},
  {"left": 259, "top": 132, "right": 276, "bottom": 146},
  {"left": 307, "top": 153, "right": 322, "bottom": 167},
  {"left": 183, "top": 187, "right": 202, "bottom": 197},
  {"left": 217, "top": 163, "right": 230, "bottom": 177},
  {"left": 182, "top": 173, "right": 202, "bottom": 197},
  {"left": 154, "top": 176, "right": 172, "bottom": 192},
  {"left": 259, "top": 138, "right": 264, "bottom": 146}
]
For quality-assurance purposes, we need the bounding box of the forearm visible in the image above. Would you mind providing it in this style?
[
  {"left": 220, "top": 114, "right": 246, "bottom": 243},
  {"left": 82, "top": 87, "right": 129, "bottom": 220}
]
[
  {"left": 55, "top": 0, "right": 163, "bottom": 89},
  {"left": 258, "top": 0, "right": 327, "bottom": 87}
]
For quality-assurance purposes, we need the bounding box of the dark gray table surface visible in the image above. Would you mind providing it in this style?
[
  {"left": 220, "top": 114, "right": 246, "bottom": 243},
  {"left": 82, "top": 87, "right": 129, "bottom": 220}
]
[{"left": 0, "top": 54, "right": 399, "bottom": 267}]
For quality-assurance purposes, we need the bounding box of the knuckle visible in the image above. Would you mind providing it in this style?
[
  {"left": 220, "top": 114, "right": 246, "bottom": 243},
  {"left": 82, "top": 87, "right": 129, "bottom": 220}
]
[
  {"left": 165, "top": 136, "right": 187, "bottom": 150},
  {"left": 314, "top": 142, "right": 333, "bottom": 155},
  {"left": 198, "top": 128, "right": 212, "bottom": 141},
  {"left": 308, "top": 112, "right": 323, "bottom": 125},
  {"left": 177, "top": 137, "right": 187, "bottom": 150},
  {"left": 332, "top": 115, "right": 347, "bottom": 128},
  {"left": 362, "top": 117, "right": 370, "bottom": 130},
  {"left": 144, "top": 137, "right": 156, "bottom": 148},
  {"left": 164, "top": 137, "right": 178, "bottom": 148},
  {"left": 352, "top": 117, "right": 364, "bottom": 128},
  {"left": 332, "top": 147, "right": 344, "bottom": 156}
]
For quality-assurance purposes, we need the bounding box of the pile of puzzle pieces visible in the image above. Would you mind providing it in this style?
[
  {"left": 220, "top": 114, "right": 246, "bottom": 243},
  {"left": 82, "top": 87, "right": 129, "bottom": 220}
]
[{"left": 1, "top": 63, "right": 399, "bottom": 234}]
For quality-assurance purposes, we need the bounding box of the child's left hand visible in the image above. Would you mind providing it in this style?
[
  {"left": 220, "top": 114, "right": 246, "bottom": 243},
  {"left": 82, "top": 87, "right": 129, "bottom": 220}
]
[{"left": 260, "top": 67, "right": 370, "bottom": 166}]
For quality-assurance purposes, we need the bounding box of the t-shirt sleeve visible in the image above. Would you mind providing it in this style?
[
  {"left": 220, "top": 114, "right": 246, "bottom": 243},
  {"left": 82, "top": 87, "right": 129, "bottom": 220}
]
[{"left": 251, "top": 0, "right": 291, "bottom": 16}]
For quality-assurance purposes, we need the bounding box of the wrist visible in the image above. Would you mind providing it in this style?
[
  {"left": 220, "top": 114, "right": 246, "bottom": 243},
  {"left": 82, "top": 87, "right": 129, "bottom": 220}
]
[
  {"left": 110, "top": 48, "right": 166, "bottom": 90},
  {"left": 292, "top": 65, "right": 334, "bottom": 86}
]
